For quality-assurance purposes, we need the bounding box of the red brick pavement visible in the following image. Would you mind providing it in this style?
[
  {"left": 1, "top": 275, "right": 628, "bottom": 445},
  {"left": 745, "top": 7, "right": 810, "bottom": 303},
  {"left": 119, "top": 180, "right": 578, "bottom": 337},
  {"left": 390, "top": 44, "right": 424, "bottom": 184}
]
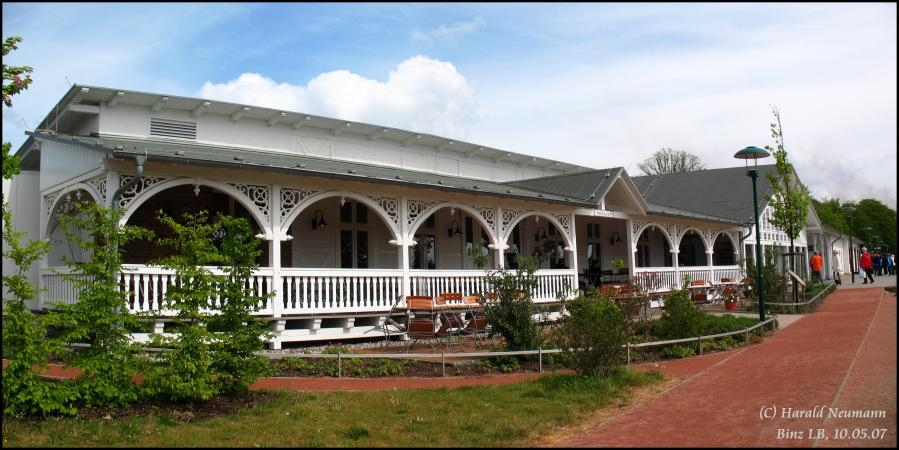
[{"left": 556, "top": 284, "right": 896, "bottom": 448}]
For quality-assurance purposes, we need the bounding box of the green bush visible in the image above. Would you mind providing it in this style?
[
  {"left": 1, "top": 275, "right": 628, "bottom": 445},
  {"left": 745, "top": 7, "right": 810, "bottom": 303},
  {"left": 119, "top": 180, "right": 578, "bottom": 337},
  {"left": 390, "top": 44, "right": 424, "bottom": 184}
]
[
  {"left": 653, "top": 289, "right": 706, "bottom": 340},
  {"left": 702, "top": 314, "right": 757, "bottom": 335},
  {"left": 482, "top": 255, "right": 541, "bottom": 351},
  {"left": 550, "top": 292, "right": 632, "bottom": 376},
  {"left": 662, "top": 344, "right": 696, "bottom": 359}
]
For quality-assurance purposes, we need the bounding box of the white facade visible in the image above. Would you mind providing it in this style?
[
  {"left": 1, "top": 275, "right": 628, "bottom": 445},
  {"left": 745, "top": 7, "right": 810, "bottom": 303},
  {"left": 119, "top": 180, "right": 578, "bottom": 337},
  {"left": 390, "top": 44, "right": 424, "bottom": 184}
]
[{"left": 5, "top": 85, "right": 824, "bottom": 348}]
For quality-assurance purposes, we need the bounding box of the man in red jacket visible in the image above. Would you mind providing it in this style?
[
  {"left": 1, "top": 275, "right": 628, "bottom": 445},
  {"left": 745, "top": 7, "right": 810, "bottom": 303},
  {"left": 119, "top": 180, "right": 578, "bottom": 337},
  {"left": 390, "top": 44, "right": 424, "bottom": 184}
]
[
  {"left": 809, "top": 251, "right": 823, "bottom": 283},
  {"left": 859, "top": 247, "right": 874, "bottom": 284}
]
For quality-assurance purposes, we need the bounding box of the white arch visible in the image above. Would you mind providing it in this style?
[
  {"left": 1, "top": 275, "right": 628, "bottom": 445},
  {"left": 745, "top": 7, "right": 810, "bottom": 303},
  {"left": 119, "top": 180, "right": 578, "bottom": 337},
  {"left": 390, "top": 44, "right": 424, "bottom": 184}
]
[
  {"left": 503, "top": 211, "right": 572, "bottom": 250},
  {"left": 632, "top": 222, "right": 676, "bottom": 254},
  {"left": 117, "top": 178, "right": 270, "bottom": 236},
  {"left": 677, "top": 226, "right": 710, "bottom": 251},
  {"left": 711, "top": 230, "right": 739, "bottom": 252},
  {"left": 281, "top": 190, "right": 400, "bottom": 242},
  {"left": 408, "top": 202, "right": 497, "bottom": 248},
  {"left": 42, "top": 183, "right": 102, "bottom": 239}
]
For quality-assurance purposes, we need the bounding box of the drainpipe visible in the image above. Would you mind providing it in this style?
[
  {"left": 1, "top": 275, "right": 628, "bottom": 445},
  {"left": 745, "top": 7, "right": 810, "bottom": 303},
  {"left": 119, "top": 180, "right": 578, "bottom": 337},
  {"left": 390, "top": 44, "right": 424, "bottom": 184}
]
[
  {"left": 111, "top": 154, "right": 147, "bottom": 208},
  {"left": 738, "top": 224, "right": 752, "bottom": 278}
]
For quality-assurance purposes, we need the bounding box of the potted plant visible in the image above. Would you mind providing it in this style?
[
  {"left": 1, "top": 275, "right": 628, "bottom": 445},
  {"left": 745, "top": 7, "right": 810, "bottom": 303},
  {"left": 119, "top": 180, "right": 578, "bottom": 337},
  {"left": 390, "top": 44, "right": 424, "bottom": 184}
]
[
  {"left": 611, "top": 258, "right": 627, "bottom": 274},
  {"left": 722, "top": 285, "right": 742, "bottom": 312}
]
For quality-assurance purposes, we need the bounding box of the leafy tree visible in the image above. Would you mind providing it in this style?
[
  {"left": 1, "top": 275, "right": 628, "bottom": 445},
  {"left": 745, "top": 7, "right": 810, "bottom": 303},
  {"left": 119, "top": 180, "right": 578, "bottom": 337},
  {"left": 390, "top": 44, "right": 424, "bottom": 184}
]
[
  {"left": 2, "top": 202, "right": 77, "bottom": 417},
  {"left": 763, "top": 107, "right": 811, "bottom": 288},
  {"left": 637, "top": 148, "right": 706, "bottom": 175},
  {"left": 3, "top": 36, "right": 33, "bottom": 180},
  {"left": 142, "top": 211, "right": 272, "bottom": 402},
  {"left": 44, "top": 201, "right": 153, "bottom": 408}
]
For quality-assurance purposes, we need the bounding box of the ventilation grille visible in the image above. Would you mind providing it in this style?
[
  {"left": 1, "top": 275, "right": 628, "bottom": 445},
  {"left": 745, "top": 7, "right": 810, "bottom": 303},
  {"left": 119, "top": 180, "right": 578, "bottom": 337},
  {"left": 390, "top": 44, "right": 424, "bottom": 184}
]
[{"left": 149, "top": 118, "right": 196, "bottom": 140}]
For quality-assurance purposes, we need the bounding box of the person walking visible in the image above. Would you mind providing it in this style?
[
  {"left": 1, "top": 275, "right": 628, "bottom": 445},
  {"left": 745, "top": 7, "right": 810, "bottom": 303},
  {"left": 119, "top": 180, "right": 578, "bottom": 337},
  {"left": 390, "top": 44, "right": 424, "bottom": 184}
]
[
  {"left": 859, "top": 247, "right": 874, "bottom": 284},
  {"left": 809, "top": 251, "right": 823, "bottom": 283}
]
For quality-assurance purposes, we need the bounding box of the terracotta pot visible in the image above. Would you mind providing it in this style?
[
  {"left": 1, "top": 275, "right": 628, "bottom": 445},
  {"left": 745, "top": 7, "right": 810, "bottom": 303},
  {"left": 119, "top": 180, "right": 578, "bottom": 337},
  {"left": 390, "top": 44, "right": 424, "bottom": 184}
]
[{"left": 724, "top": 300, "right": 739, "bottom": 311}]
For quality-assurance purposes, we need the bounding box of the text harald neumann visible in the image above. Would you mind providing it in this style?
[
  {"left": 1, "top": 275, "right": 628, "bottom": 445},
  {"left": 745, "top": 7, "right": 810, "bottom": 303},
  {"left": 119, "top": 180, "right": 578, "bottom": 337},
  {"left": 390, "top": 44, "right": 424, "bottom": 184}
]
[{"left": 780, "top": 406, "right": 887, "bottom": 419}]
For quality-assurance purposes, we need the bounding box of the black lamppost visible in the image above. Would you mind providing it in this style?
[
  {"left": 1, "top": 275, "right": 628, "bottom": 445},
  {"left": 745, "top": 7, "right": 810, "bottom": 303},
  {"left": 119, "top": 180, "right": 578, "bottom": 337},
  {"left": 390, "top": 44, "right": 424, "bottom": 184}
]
[
  {"left": 735, "top": 146, "right": 771, "bottom": 322},
  {"left": 845, "top": 205, "right": 855, "bottom": 283}
]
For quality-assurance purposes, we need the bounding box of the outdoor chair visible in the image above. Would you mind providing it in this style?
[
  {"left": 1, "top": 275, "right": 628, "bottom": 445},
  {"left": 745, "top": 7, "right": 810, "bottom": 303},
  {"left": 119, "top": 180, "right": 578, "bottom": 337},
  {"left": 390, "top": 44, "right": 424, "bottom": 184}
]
[{"left": 403, "top": 316, "right": 443, "bottom": 353}]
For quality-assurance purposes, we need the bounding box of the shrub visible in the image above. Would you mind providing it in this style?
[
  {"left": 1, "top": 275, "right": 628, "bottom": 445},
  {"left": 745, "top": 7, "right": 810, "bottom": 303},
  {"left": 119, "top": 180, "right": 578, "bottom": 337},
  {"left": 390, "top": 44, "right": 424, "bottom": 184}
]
[
  {"left": 482, "top": 255, "right": 541, "bottom": 351},
  {"left": 662, "top": 344, "right": 696, "bottom": 359},
  {"left": 551, "top": 291, "right": 632, "bottom": 376},
  {"left": 653, "top": 289, "right": 706, "bottom": 340}
]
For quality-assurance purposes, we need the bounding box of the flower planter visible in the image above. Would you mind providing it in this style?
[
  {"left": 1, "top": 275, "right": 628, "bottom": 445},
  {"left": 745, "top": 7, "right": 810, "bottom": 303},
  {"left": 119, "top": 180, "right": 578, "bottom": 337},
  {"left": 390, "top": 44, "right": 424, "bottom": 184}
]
[{"left": 724, "top": 300, "right": 739, "bottom": 311}]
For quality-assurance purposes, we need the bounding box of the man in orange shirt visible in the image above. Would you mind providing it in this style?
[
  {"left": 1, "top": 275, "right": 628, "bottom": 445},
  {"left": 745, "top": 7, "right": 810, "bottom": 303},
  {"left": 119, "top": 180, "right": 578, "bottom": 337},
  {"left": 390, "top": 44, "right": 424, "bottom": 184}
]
[{"left": 809, "top": 251, "right": 823, "bottom": 283}]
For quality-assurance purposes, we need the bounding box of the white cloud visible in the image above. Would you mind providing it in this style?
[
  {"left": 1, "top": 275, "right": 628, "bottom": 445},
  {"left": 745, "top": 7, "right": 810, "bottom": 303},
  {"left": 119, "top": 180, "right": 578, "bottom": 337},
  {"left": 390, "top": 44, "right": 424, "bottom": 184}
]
[
  {"left": 197, "top": 56, "right": 479, "bottom": 138},
  {"left": 411, "top": 17, "right": 486, "bottom": 43}
]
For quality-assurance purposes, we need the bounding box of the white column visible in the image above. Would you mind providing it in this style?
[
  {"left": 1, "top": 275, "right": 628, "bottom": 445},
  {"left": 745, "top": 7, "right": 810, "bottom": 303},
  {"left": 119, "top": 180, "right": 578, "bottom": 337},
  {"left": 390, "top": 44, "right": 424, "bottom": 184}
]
[
  {"left": 270, "top": 184, "right": 282, "bottom": 318},
  {"left": 399, "top": 196, "right": 411, "bottom": 298}
]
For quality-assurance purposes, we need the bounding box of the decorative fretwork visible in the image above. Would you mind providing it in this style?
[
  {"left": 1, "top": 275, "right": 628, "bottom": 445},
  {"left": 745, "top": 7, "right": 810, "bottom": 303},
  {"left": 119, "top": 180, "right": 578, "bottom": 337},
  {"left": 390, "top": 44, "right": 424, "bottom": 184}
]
[
  {"left": 369, "top": 195, "right": 399, "bottom": 226},
  {"left": 229, "top": 183, "right": 271, "bottom": 221},
  {"left": 44, "top": 190, "right": 61, "bottom": 218},
  {"left": 702, "top": 228, "right": 714, "bottom": 247},
  {"left": 280, "top": 188, "right": 318, "bottom": 220},
  {"left": 117, "top": 175, "right": 167, "bottom": 209},
  {"left": 474, "top": 206, "right": 496, "bottom": 231},
  {"left": 407, "top": 199, "right": 437, "bottom": 226},
  {"left": 501, "top": 208, "right": 527, "bottom": 232},
  {"left": 631, "top": 221, "right": 646, "bottom": 243},
  {"left": 551, "top": 214, "right": 571, "bottom": 237},
  {"left": 87, "top": 175, "right": 107, "bottom": 203}
]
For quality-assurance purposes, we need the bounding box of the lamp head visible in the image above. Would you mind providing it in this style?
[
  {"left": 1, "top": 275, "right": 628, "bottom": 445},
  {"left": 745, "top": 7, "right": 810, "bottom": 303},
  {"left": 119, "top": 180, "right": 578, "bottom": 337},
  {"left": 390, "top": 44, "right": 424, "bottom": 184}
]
[{"left": 734, "top": 146, "right": 771, "bottom": 172}]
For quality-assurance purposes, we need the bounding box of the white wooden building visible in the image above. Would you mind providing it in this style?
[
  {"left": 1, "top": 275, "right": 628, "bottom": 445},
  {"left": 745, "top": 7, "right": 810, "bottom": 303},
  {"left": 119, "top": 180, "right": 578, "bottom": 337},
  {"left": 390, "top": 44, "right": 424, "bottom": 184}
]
[{"left": 3, "top": 85, "right": 825, "bottom": 348}]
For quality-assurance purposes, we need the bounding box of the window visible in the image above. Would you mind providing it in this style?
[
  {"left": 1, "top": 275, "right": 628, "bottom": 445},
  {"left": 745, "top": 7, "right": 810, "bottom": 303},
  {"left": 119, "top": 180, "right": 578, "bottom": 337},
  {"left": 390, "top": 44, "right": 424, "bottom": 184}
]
[
  {"left": 339, "top": 201, "right": 369, "bottom": 269},
  {"left": 411, "top": 214, "right": 436, "bottom": 269}
]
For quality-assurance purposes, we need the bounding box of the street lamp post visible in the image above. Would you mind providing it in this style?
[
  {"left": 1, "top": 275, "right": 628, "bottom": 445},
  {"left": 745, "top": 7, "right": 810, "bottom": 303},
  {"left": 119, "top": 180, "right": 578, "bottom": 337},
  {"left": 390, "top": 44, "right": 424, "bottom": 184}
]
[
  {"left": 735, "top": 146, "right": 771, "bottom": 322},
  {"left": 845, "top": 205, "right": 855, "bottom": 283}
]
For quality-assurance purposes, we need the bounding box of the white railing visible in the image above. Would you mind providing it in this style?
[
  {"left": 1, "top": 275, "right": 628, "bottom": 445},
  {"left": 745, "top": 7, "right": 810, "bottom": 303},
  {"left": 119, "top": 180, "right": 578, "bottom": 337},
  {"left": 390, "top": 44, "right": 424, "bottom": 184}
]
[
  {"left": 633, "top": 265, "right": 742, "bottom": 292},
  {"left": 41, "top": 265, "right": 275, "bottom": 316},
  {"left": 41, "top": 266, "right": 580, "bottom": 317},
  {"left": 409, "top": 269, "right": 577, "bottom": 304},
  {"left": 279, "top": 268, "right": 404, "bottom": 314}
]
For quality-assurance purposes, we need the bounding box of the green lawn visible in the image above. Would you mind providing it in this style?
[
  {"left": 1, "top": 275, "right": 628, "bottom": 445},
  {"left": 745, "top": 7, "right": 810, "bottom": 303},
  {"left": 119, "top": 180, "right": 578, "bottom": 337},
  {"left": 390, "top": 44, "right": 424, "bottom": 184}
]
[{"left": 3, "top": 369, "right": 662, "bottom": 448}]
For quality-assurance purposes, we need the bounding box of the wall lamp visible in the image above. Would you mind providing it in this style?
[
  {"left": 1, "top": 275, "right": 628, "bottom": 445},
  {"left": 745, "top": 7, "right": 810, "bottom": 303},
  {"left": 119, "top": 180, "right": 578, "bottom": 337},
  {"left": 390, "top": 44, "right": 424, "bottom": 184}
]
[
  {"left": 447, "top": 220, "right": 462, "bottom": 237},
  {"left": 311, "top": 209, "right": 327, "bottom": 230},
  {"left": 534, "top": 226, "right": 547, "bottom": 241},
  {"left": 610, "top": 232, "right": 622, "bottom": 245}
]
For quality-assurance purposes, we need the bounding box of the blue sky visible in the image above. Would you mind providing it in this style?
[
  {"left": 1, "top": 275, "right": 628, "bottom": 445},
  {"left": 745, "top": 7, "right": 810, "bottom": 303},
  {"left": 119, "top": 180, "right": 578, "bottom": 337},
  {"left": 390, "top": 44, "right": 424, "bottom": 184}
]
[{"left": 3, "top": 3, "right": 896, "bottom": 208}]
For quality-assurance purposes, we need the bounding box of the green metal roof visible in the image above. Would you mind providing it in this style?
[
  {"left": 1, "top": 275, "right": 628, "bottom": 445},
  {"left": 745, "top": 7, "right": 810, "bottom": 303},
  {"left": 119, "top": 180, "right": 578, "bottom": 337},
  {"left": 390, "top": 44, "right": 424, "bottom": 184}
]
[{"left": 631, "top": 165, "right": 778, "bottom": 225}]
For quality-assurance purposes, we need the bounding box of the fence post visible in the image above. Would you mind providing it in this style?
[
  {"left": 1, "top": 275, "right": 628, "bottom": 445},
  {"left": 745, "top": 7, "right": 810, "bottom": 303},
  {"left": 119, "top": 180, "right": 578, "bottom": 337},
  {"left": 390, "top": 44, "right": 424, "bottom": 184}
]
[
  {"left": 697, "top": 336, "right": 702, "bottom": 355},
  {"left": 538, "top": 348, "right": 543, "bottom": 373},
  {"left": 626, "top": 342, "right": 631, "bottom": 365},
  {"left": 441, "top": 350, "right": 445, "bottom": 377},
  {"left": 338, "top": 353, "right": 342, "bottom": 378}
]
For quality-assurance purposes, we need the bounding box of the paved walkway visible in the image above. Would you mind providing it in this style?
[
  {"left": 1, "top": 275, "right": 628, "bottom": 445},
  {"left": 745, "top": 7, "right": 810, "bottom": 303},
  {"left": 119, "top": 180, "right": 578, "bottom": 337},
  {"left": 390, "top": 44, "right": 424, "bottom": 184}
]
[{"left": 558, "top": 274, "right": 896, "bottom": 448}]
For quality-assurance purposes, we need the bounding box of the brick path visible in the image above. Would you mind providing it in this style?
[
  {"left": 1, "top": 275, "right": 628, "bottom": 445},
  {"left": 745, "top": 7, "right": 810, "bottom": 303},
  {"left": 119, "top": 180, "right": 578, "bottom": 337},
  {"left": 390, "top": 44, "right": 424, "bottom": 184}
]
[{"left": 557, "top": 276, "right": 896, "bottom": 447}]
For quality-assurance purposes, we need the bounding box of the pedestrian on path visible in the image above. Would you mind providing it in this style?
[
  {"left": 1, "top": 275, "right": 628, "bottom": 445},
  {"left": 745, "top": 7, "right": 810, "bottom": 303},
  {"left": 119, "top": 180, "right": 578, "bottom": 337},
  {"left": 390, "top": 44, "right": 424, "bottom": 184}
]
[
  {"left": 809, "top": 251, "right": 823, "bottom": 283},
  {"left": 859, "top": 246, "right": 875, "bottom": 284}
]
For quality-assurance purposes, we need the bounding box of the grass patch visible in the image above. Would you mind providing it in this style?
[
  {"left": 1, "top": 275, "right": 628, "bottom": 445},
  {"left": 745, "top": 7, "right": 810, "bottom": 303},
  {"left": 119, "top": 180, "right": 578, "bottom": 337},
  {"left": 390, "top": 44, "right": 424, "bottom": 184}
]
[{"left": 2, "top": 368, "right": 662, "bottom": 448}]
